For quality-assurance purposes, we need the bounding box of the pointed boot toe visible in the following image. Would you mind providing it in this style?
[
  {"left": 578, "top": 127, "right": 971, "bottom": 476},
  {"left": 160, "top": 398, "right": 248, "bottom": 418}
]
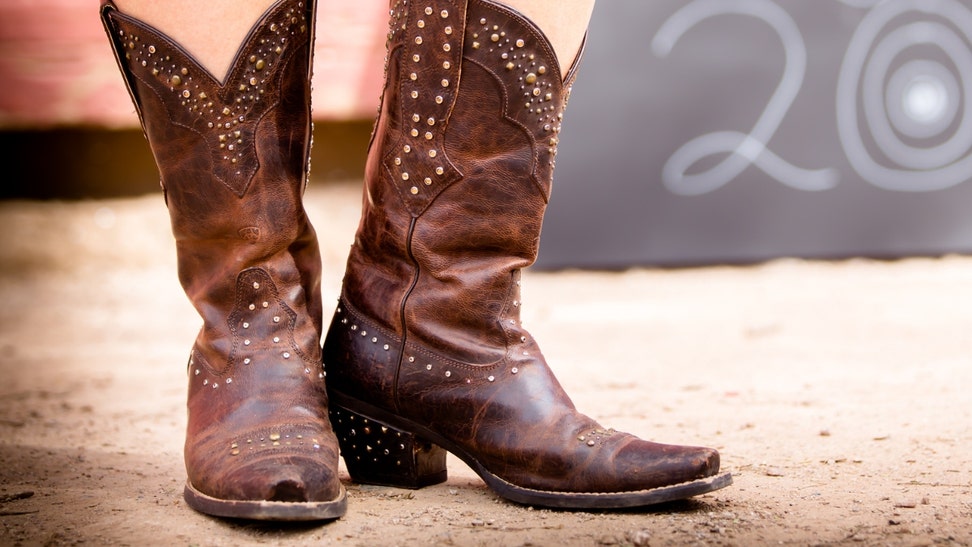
[
  {"left": 216, "top": 456, "right": 343, "bottom": 504},
  {"left": 184, "top": 446, "right": 347, "bottom": 521}
]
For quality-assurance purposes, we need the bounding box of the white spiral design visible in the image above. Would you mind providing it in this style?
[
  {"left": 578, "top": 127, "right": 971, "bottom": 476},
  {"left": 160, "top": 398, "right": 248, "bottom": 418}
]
[
  {"left": 652, "top": 0, "right": 839, "bottom": 196},
  {"left": 837, "top": 0, "right": 972, "bottom": 191}
]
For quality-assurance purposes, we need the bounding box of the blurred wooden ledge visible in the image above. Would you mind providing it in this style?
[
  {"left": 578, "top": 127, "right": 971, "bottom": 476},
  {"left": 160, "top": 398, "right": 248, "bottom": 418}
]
[{"left": 3, "top": 122, "right": 372, "bottom": 200}]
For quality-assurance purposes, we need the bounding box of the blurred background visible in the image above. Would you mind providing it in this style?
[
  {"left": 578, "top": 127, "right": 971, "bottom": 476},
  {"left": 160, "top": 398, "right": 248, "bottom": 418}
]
[{"left": 4, "top": 0, "right": 972, "bottom": 268}]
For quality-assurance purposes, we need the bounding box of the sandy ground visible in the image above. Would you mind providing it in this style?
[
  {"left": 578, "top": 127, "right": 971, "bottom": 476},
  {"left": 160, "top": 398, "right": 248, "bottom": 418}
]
[{"left": 0, "top": 181, "right": 970, "bottom": 546}]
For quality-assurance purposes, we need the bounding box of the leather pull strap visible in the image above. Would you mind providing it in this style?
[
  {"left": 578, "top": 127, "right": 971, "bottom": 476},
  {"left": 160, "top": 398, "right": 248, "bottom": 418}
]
[{"left": 384, "top": 0, "right": 468, "bottom": 216}]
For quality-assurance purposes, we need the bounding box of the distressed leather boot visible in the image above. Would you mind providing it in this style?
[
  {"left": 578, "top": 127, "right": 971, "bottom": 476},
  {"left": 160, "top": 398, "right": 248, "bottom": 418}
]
[
  {"left": 323, "top": 0, "right": 732, "bottom": 509},
  {"left": 101, "top": 0, "right": 346, "bottom": 520}
]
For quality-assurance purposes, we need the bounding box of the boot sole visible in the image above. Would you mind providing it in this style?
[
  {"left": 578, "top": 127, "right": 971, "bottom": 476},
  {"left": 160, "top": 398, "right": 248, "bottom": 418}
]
[
  {"left": 329, "top": 390, "right": 732, "bottom": 509},
  {"left": 183, "top": 482, "right": 347, "bottom": 521}
]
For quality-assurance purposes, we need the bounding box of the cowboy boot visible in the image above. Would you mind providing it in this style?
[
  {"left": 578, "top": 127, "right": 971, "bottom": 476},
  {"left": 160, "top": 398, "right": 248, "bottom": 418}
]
[
  {"left": 322, "top": 0, "right": 732, "bottom": 509},
  {"left": 101, "top": 0, "right": 346, "bottom": 520}
]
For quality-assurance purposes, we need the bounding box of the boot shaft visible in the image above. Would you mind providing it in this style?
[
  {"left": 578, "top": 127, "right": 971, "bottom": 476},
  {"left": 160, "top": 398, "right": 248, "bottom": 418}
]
[
  {"left": 101, "top": 0, "right": 323, "bottom": 338},
  {"left": 343, "top": 0, "right": 582, "bottom": 363}
]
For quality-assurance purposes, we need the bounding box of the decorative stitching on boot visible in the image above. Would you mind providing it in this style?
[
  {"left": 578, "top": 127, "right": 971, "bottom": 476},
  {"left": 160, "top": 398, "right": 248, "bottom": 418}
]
[{"left": 227, "top": 268, "right": 317, "bottom": 371}]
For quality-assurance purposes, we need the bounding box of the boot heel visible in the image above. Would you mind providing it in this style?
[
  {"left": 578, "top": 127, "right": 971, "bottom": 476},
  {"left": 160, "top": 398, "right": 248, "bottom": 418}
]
[{"left": 330, "top": 406, "right": 447, "bottom": 489}]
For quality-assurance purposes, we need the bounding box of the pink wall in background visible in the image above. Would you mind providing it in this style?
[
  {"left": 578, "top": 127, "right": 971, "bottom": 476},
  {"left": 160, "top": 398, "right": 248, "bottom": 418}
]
[{"left": 0, "top": 0, "right": 389, "bottom": 128}]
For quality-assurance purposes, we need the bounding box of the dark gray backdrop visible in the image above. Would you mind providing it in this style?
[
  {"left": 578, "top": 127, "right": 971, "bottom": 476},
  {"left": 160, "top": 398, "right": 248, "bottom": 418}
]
[{"left": 537, "top": 0, "right": 972, "bottom": 268}]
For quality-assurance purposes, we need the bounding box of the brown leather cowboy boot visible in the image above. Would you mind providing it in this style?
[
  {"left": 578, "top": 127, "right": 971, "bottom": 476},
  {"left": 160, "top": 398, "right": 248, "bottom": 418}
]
[
  {"left": 323, "top": 0, "right": 732, "bottom": 509},
  {"left": 101, "top": 0, "right": 346, "bottom": 520}
]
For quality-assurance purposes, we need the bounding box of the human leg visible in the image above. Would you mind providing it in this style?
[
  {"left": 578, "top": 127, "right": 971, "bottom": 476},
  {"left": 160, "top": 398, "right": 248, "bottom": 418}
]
[{"left": 100, "top": 0, "right": 346, "bottom": 520}]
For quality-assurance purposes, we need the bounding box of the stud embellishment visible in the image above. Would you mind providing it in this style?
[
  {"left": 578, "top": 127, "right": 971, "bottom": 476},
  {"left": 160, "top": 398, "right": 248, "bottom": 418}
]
[{"left": 111, "top": 0, "right": 311, "bottom": 196}]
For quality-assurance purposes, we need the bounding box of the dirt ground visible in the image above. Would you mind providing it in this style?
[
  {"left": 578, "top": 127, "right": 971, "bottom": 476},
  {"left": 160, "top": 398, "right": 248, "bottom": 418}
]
[{"left": 0, "top": 181, "right": 970, "bottom": 546}]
